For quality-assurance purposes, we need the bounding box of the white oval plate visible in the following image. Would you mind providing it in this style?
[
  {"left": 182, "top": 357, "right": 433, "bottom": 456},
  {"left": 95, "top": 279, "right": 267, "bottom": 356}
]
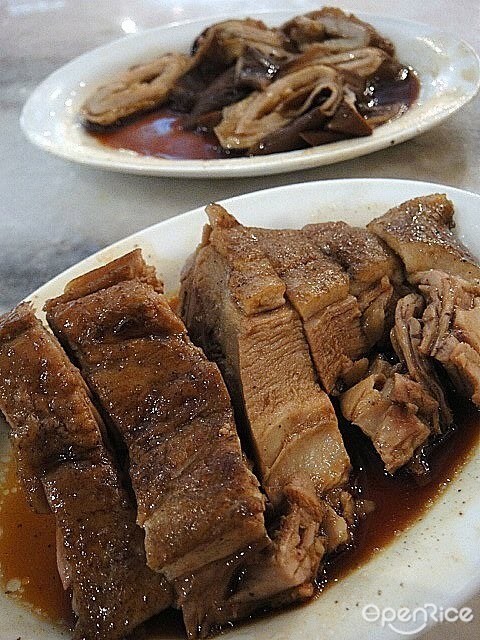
[
  {"left": 20, "top": 10, "right": 480, "bottom": 178},
  {"left": 1, "top": 179, "right": 480, "bottom": 639}
]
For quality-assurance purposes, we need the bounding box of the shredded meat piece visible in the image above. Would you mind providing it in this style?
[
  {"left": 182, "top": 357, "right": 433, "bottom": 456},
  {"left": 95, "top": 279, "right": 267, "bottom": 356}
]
[
  {"left": 341, "top": 363, "right": 436, "bottom": 474},
  {"left": 391, "top": 293, "right": 453, "bottom": 428},
  {"left": 175, "top": 483, "right": 347, "bottom": 639},
  {"left": 414, "top": 270, "right": 480, "bottom": 406}
]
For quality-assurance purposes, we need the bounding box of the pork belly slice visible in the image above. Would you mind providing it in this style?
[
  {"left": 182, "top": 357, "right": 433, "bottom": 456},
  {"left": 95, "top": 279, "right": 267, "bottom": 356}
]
[
  {"left": 414, "top": 270, "right": 480, "bottom": 407},
  {"left": 251, "top": 227, "right": 368, "bottom": 393},
  {"left": 303, "top": 220, "right": 403, "bottom": 295},
  {"left": 340, "top": 356, "right": 438, "bottom": 474},
  {"left": 45, "top": 250, "right": 265, "bottom": 580},
  {"left": 180, "top": 205, "right": 351, "bottom": 505},
  {"left": 367, "top": 194, "right": 480, "bottom": 281},
  {"left": 304, "top": 221, "right": 406, "bottom": 347},
  {"left": 0, "top": 303, "right": 171, "bottom": 640}
]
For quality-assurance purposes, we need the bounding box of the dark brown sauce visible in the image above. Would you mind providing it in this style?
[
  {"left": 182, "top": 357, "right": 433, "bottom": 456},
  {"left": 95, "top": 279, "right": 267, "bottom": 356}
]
[
  {"left": 321, "top": 399, "right": 480, "bottom": 587},
  {"left": 0, "top": 460, "right": 73, "bottom": 626},
  {"left": 90, "top": 70, "right": 420, "bottom": 161},
  {"left": 0, "top": 399, "right": 477, "bottom": 636},
  {"left": 92, "top": 108, "right": 230, "bottom": 160}
]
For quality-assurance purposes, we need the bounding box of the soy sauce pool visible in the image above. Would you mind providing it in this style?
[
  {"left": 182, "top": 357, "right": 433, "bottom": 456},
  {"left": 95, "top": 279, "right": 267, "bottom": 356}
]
[
  {"left": 0, "top": 459, "right": 73, "bottom": 626},
  {"left": 92, "top": 108, "right": 231, "bottom": 161},
  {"left": 90, "top": 68, "right": 420, "bottom": 161},
  {"left": 0, "top": 398, "right": 477, "bottom": 636},
  {"left": 321, "top": 399, "right": 480, "bottom": 587}
]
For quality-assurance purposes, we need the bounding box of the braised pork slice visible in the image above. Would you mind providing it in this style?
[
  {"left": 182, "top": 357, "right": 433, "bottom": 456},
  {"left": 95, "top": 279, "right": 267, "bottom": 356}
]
[
  {"left": 304, "top": 220, "right": 405, "bottom": 347},
  {"left": 0, "top": 303, "right": 171, "bottom": 640},
  {"left": 414, "top": 270, "right": 480, "bottom": 406},
  {"left": 45, "top": 250, "right": 265, "bottom": 580},
  {"left": 176, "top": 484, "right": 329, "bottom": 639},
  {"left": 179, "top": 207, "right": 354, "bottom": 633},
  {"left": 251, "top": 227, "right": 368, "bottom": 393},
  {"left": 180, "top": 205, "right": 351, "bottom": 505},
  {"left": 367, "top": 194, "right": 480, "bottom": 281},
  {"left": 303, "top": 221, "right": 403, "bottom": 295},
  {"left": 341, "top": 357, "right": 437, "bottom": 473}
]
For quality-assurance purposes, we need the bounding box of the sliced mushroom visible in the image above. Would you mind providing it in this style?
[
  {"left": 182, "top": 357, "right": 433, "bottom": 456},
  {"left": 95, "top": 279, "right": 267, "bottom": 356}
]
[
  {"left": 81, "top": 53, "right": 192, "bottom": 127},
  {"left": 235, "top": 46, "right": 282, "bottom": 90},
  {"left": 327, "top": 88, "right": 373, "bottom": 137},
  {"left": 249, "top": 106, "right": 328, "bottom": 155},
  {"left": 282, "top": 8, "right": 394, "bottom": 56},
  {"left": 215, "top": 65, "right": 343, "bottom": 150}
]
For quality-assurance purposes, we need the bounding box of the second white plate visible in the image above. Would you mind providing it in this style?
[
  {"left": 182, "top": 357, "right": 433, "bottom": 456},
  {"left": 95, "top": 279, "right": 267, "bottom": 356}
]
[{"left": 20, "top": 8, "right": 480, "bottom": 178}]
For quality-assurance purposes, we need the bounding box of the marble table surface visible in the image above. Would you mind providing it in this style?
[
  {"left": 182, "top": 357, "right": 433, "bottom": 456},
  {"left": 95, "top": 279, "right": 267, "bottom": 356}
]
[{"left": 1, "top": 0, "right": 479, "bottom": 638}]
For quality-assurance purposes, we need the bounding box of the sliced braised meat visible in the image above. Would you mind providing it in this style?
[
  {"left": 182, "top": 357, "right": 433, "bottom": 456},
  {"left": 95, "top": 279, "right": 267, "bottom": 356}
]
[
  {"left": 179, "top": 204, "right": 353, "bottom": 631},
  {"left": 341, "top": 358, "right": 437, "bottom": 474},
  {"left": 181, "top": 204, "right": 351, "bottom": 506},
  {"left": 303, "top": 220, "right": 403, "bottom": 295},
  {"left": 81, "top": 53, "right": 192, "bottom": 127},
  {"left": 281, "top": 7, "right": 395, "bottom": 56},
  {"left": 250, "top": 227, "right": 349, "bottom": 318},
  {"left": 251, "top": 226, "right": 367, "bottom": 393},
  {"left": 0, "top": 303, "right": 171, "bottom": 640},
  {"left": 45, "top": 250, "right": 265, "bottom": 580},
  {"left": 176, "top": 484, "right": 329, "bottom": 639},
  {"left": 214, "top": 65, "right": 343, "bottom": 151},
  {"left": 304, "top": 220, "right": 405, "bottom": 347},
  {"left": 367, "top": 194, "right": 480, "bottom": 281},
  {"left": 193, "top": 18, "right": 291, "bottom": 66},
  {"left": 391, "top": 293, "right": 453, "bottom": 428},
  {"left": 414, "top": 270, "right": 480, "bottom": 406},
  {"left": 356, "top": 276, "right": 394, "bottom": 347}
]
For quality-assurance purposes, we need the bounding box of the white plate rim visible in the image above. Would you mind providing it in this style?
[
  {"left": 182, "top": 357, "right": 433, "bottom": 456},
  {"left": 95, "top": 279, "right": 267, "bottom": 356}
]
[{"left": 19, "top": 10, "right": 480, "bottom": 178}]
